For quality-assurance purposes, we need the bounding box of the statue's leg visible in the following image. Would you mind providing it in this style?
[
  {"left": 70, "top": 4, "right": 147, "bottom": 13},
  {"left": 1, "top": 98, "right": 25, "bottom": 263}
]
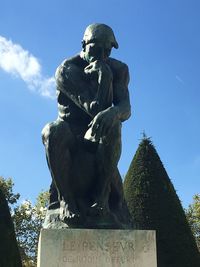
[
  {"left": 42, "top": 119, "right": 78, "bottom": 215},
  {"left": 49, "top": 181, "right": 58, "bottom": 208},
  {"left": 93, "top": 121, "right": 122, "bottom": 210}
]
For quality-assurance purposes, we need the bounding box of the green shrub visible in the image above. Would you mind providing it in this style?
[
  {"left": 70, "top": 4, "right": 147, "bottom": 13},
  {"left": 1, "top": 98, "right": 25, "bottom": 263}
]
[{"left": 124, "top": 137, "right": 200, "bottom": 267}]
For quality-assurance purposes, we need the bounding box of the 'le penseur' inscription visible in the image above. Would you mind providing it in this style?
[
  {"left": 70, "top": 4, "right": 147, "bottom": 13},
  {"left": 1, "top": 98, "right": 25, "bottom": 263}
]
[{"left": 61, "top": 239, "right": 135, "bottom": 265}]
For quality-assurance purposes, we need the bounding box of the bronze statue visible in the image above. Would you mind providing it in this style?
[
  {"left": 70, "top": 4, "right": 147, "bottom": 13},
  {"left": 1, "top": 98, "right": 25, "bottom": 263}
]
[{"left": 42, "top": 23, "right": 132, "bottom": 229}]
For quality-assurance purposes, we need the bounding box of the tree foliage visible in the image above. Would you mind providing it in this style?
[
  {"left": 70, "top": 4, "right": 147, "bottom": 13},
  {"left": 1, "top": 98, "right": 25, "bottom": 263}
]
[
  {"left": 124, "top": 137, "right": 200, "bottom": 267},
  {"left": 13, "top": 200, "right": 45, "bottom": 266},
  {"left": 0, "top": 177, "right": 22, "bottom": 267},
  {"left": 0, "top": 177, "right": 49, "bottom": 267},
  {"left": 0, "top": 176, "right": 20, "bottom": 205},
  {"left": 186, "top": 194, "right": 200, "bottom": 251}
]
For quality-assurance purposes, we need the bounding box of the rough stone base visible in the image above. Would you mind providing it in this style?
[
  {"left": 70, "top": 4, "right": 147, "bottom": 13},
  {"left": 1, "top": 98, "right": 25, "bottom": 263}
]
[{"left": 37, "top": 229, "right": 157, "bottom": 267}]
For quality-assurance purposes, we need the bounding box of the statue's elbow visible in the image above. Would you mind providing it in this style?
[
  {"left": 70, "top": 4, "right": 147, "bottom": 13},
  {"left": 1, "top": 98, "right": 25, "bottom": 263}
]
[
  {"left": 126, "top": 104, "right": 131, "bottom": 120},
  {"left": 121, "top": 105, "right": 131, "bottom": 122}
]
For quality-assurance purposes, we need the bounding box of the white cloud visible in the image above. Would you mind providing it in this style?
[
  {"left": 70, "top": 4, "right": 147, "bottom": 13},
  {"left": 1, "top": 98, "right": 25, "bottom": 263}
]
[{"left": 0, "top": 35, "right": 56, "bottom": 98}]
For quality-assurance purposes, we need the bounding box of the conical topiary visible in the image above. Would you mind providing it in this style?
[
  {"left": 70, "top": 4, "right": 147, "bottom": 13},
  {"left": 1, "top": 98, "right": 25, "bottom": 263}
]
[
  {"left": 124, "top": 136, "right": 200, "bottom": 267},
  {"left": 0, "top": 188, "right": 22, "bottom": 267}
]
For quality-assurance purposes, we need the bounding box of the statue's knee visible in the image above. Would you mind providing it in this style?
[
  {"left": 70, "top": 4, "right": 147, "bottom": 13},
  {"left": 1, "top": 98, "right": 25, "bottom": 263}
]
[
  {"left": 41, "top": 122, "right": 54, "bottom": 146},
  {"left": 42, "top": 120, "right": 74, "bottom": 147},
  {"left": 42, "top": 120, "right": 62, "bottom": 145}
]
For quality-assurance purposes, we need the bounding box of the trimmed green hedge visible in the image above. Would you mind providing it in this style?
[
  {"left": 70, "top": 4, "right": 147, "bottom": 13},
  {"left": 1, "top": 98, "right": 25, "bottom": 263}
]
[
  {"left": 124, "top": 137, "right": 200, "bottom": 267},
  {"left": 0, "top": 188, "right": 22, "bottom": 267}
]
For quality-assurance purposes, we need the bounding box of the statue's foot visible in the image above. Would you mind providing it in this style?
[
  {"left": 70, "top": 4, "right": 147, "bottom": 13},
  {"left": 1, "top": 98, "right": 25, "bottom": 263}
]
[
  {"left": 63, "top": 213, "right": 82, "bottom": 228},
  {"left": 59, "top": 200, "right": 83, "bottom": 228},
  {"left": 87, "top": 202, "right": 105, "bottom": 217},
  {"left": 48, "top": 201, "right": 60, "bottom": 210},
  {"left": 84, "top": 202, "right": 122, "bottom": 229}
]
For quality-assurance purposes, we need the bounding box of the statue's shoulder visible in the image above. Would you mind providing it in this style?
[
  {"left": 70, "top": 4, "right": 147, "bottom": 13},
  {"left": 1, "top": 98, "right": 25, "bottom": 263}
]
[
  {"left": 107, "top": 57, "right": 129, "bottom": 72},
  {"left": 55, "top": 54, "right": 85, "bottom": 78},
  {"left": 58, "top": 54, "right": 84, "bottom": 69},
  {"left": 62, "top": 54, "right": 84, "bottom": 67},
  {"left": 107, "top": 58, "right": 129, "bottom": 82}
]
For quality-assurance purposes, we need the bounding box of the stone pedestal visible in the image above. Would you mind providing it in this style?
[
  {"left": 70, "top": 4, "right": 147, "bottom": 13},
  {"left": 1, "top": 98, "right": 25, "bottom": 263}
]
[{"left": 37, "top": 229, "right": 157, "bottom": 267}]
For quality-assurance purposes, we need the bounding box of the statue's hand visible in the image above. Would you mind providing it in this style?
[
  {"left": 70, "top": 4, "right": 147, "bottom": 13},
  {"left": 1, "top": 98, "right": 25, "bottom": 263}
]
[
  {"left": 88, "top": 107, "right": 119, "bottom": 139},
  {"left": 84, "top": 60, "right": 100, "bottom": 74},
  {"left": 84, "top": 60, "right": 112, "bottom": 79}
]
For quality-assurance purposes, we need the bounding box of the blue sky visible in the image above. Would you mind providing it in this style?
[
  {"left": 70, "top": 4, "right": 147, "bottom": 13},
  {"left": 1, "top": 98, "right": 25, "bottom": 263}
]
[{"left": 0, "top": 0, "right": 199, "bottom": 208}]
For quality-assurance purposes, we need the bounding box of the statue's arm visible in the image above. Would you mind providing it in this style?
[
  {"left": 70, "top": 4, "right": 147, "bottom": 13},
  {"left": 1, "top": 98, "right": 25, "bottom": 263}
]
[
  {"left": 55, "top": 62, "right": 75, "bottom": 95},
  {"left": 87, "top": 62, "right": 131, "bottom": 138},
  {"left": 55, "top": 61, "right": 93, "bottom": 118},
  {"left": 112, "top": 63, "right": 131, "bottom": 122}
]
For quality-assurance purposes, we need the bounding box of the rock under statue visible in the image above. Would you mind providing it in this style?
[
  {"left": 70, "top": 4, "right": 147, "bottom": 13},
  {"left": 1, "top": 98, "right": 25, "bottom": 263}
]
[{"left": 42, "top": 23, "right": 132, "bottom": 229}]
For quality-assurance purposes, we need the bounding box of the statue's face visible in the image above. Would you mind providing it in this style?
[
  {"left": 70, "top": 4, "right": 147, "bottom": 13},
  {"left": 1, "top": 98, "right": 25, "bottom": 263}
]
[{"left": 83, "top": 41, "right": 112, "bottom": 63}]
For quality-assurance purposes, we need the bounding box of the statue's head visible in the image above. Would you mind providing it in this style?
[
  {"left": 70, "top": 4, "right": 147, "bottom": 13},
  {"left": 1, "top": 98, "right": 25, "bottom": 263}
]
[{"left": 81, "top": 23, "right": 118, "bottom": 63}]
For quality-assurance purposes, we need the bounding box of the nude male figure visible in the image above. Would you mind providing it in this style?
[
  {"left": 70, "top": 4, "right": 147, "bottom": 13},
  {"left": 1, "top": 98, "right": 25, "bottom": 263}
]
[{"left": 42, "top": 23, "right": 131, "bottom": 228}]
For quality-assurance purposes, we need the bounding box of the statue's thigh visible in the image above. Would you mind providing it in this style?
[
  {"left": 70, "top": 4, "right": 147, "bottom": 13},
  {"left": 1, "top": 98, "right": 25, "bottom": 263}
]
[{"left": 41, "top": 119, "right": 75, "bottom": 149}]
